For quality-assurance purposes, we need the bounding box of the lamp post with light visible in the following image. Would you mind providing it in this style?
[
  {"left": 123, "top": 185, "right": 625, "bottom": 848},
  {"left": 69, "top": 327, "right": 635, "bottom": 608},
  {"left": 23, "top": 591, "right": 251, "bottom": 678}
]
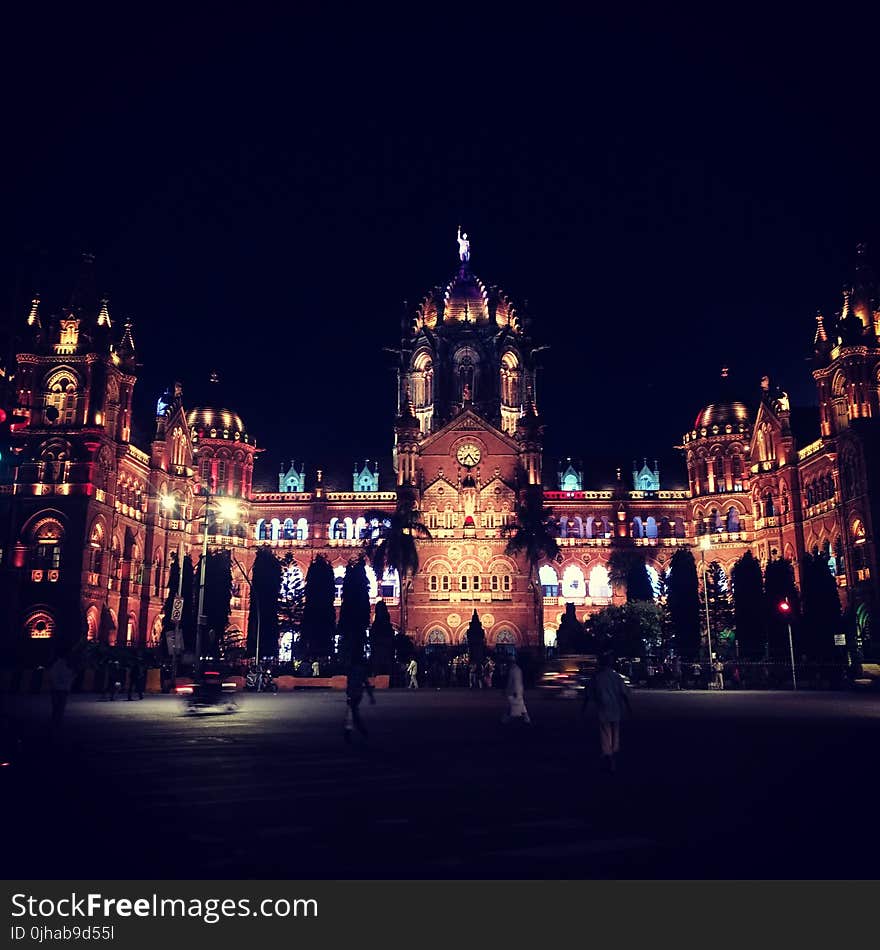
[
  {"left": 159, "top": 492, "right": 184, "bottom": 686},
  {"left": 699, "top": 535, "right": 715, "bottom": 674},
  {"left": 779, "top": 598, "right": 797, "bottom": 690},
  {"left": 194, "top": 490, "right": 242, "bottom": 677}
]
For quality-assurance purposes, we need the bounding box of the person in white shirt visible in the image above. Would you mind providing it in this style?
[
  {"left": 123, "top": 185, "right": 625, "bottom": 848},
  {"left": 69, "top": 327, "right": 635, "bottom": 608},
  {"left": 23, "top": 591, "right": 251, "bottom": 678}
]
[
  {"left": 407, "top": 658, "right": 419, "bottom": 689},
  {"left": 502, "top": 657, "right": 531, "bottom": 724},
  {"left": 583, "top": 651, "right": 632, "bottom": 772}
]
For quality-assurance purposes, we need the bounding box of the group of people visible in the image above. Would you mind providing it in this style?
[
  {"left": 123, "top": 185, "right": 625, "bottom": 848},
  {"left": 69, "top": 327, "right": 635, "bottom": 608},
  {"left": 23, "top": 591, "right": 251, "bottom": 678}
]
[{"left": 347, "top": 650, "right": 634, "bottom": 773}]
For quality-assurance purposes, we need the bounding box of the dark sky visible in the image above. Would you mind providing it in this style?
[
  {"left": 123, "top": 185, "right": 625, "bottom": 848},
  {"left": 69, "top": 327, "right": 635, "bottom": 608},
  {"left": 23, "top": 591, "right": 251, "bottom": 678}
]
[{"left": 2, "top": 13, "right": 879, "bottom": 490}]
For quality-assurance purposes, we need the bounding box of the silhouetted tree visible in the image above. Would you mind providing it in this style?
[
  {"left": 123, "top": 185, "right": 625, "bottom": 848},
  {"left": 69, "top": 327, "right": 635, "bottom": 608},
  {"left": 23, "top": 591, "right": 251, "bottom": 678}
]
[
  {"left": 800, "top": 552, "right": 841, "bottom": 660},
  {"left": 667, "top": 549, "right": 702, "bottom": 659},
  {"left": 731, "top": 550, "right": 766, "bottom": 659},
  {"left": 465, "top": 610, "right": 486, "bottom": 666},
  {"left": 365, "top": 487, "right": 430, "bottom": 641},
  {"left": 588, "top": 603, "right": 660, "bottom": 658},
  {"left": 556, "top": 602, "right": 589, "bottom": 654},
  {"left": 248, "top": 547, "right": 282, "bottom": 659},
  {"left": 202, "top": 549, "right": 232, "bottom": 656},
  {"left": 503, "top": 485, "right": 560, "bottom": 648},
  {"left": 607, "top": 549, "right": 656, "bottom": 603},
  {"left": 278, "top": 553, "right": 305, "bottom": 658},
  {"left": 765, "top": 557, "right": 799, "bottom": 658},
  {"left": 338, "top": 555, "right": 370, "bottom": 664},
  {"left": 369, "top": 600, "right": 395, "bottom": 675},
  {"left": 162, "top": 550, "right": 196, "bottom": 652},
  {"left": 703, "top": 560, "right": 734, "bottom": 650},
  {"left": 301, "top": 554, "right": 336, "bottom": 658}
]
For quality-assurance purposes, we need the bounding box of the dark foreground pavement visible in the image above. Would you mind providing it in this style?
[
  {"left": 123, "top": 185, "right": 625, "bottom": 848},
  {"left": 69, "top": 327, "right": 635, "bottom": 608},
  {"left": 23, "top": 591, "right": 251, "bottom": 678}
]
[{"left": 3, "top": 687, "right": 879, "bottom": 879}]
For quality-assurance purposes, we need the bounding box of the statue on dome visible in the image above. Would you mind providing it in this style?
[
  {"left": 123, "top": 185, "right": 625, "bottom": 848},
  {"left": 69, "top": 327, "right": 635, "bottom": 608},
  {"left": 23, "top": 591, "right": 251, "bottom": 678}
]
[
  {"left": 457, "top": 225, "right": 470, "bottom": 262},
  {"left": 462, "top": 382, "right": 472, "bottom": 402}
]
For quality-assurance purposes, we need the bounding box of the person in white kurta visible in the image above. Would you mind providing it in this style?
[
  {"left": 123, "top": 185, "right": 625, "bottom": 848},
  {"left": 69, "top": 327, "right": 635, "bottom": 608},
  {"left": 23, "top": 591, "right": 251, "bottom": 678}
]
[{"left": 502, "top": 658, "right": 530, "bottom": 724}]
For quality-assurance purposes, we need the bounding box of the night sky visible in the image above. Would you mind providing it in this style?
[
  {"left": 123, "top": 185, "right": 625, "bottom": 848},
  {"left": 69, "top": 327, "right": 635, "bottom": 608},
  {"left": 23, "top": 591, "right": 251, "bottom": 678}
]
[{"left": 2, "top": 14, "right": 879, "bottom": 490}]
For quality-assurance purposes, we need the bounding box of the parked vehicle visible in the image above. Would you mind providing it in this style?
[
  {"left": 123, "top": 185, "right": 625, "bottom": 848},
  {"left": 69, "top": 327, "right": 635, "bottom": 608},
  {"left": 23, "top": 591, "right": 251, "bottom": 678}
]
[
  {"left": 537, "top": 654, "right": 599, "bottom": 696},
  {"left": 245, "top": 669, "right": 278, "bottom": 693}
]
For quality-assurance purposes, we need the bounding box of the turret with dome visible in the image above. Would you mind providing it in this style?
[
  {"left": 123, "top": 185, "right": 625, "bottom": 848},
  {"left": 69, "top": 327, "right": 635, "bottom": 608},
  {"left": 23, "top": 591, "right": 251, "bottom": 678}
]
[{"left": 397, "top": 228, "right": 539, "bottom": 440}]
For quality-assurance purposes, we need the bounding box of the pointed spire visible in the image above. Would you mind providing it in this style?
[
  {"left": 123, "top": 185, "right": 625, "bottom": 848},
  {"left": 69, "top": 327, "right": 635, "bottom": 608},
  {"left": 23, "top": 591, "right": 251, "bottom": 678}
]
[
  {"left": 96, "top": 297, "right": 112, "bottom": 329},
  {"left": 117, "top": 318, "right": 136, "bottom": 362},
  {"left": 814, "top": 310, "right": 828, "bottom": 345},
  {"left": 25, "top": 294, "right": 41, "bottom": 329}
]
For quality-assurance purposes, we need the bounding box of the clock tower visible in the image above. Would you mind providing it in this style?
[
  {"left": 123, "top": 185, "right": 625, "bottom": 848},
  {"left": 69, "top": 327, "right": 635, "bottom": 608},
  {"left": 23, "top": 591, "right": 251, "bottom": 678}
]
[{"left": 393, "top": 231, "right": 545, "bottom": 654}]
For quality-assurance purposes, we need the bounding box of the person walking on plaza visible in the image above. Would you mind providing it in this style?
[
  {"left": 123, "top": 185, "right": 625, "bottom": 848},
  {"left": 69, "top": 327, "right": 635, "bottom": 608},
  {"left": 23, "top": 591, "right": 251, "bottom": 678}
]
[
  {"left": 107, "top": 659, "right": 122, "bottom": 701},
  {"left": 312, "top": 659, "right": 320, "bottom": 677},
  {"left": 713, "top": 657, "right": 725, "bottom": 691},
  {"left": 582, "top": 650, "right": 632, "bottom": 773},
  {"left": 671, "top": 655, "right": 682, "bottom": 690},
  {"left": 501, "top": 656, "right": 530, "bottom": 724},
  {"left": 344, "top": 662, "right": 376, "bottom": 743},
  {"left": 483, "top": 657, "right": 494, "bottom": 689},
  {"left": 407, "top": 657, "right": 419, "bottom": 689},
  {"left": 127, "top": 654, "right": 145, "bottom": 700},
  {"left": 48, "top": 652, "right": 75, "bottom": 728}
]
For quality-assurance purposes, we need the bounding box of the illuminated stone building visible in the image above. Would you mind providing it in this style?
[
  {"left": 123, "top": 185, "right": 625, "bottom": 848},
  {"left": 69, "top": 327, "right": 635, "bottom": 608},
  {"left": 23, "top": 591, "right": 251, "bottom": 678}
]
[{"left": 1, "top": 240, "right": 878, "bottom": 658}]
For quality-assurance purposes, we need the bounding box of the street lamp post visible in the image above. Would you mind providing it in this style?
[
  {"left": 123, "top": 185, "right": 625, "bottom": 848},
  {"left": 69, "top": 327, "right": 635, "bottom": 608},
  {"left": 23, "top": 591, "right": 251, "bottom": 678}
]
[
  {"left": 195, "top": 491, "right": 242, "bottom": 677},
  {"left": 780, "top": 599, "right": 797, "bottom": 690},
  {"left": 699, "top": 535, "right": 715, "bottom": 676},
  {"left": 159, "top": 492, "right": 183, "bottom": 687}
]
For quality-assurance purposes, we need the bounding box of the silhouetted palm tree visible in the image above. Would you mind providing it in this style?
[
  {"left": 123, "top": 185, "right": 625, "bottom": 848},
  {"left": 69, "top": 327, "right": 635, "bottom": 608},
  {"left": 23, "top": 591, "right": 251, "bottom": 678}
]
[
  {"left": 502, "top": 485, "right": 560, "bottom": 649},
  {"left": 364, "top": 487, "right": 431, "bottom": 643}
]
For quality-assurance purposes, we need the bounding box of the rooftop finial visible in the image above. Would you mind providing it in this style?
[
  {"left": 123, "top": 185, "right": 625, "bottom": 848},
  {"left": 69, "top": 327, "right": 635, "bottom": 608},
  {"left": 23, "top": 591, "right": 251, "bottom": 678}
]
[
  {"left": 26, "top": 294, "right": 41, "bottom": 329},
  {"left": 97, "top": 297, "right": 112, "bottom": 329},
  {"left": 721, "top": 365, "right": 729, "bottom": 379},
  {"left": 456, "top": 224, "right": 470, "bottom": 263},
  {"left": 814, "top": 310, "right": 828, "bottom": 344}
]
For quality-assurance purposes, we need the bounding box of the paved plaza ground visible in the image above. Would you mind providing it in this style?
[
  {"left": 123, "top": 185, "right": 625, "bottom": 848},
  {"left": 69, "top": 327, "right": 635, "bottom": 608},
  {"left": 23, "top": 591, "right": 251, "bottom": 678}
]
[{"left": 3, "top": 687, "right": 879, "bottom": 878}]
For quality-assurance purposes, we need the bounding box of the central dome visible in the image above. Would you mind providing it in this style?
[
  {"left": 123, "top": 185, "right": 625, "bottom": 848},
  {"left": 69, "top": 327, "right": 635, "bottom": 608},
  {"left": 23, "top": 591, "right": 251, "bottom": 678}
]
[{"left": 416, "top": 262, "right": 520, "bottom": 332}]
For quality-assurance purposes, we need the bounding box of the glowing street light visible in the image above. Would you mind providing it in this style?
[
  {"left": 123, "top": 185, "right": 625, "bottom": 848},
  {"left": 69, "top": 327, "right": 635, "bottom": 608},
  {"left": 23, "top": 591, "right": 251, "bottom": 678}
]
[
  {"left": 194, "top": 491, "right": 242, "bottom": 676},
  {"left": 779, "top": 598, "right": 797, "bottom": 691}
]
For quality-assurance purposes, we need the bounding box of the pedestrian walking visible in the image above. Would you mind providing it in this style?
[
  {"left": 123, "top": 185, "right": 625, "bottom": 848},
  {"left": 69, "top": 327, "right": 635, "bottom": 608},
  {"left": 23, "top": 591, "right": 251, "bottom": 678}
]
[
  {"left": 713, "top": 657, "right": 725, "bottom": 691},
  {"left": 482, "top": 657, "right": 494, "bottom": 688},
  {"left": 406, "top": 657, "right": 419, "bottom": 689},
  {"left": 344, "top": 662, "right": 376, "bottom": 743},
  {"left": 48, "top": 652, "right": 74, "bottom": 727},
  {"left": 501, "top": 656, "right": 530, "bottom": 725},
  {"left": 582, "top": 651, "right": 632, "bottom": 772},
  {"left": 469, "top": 662, "right": 479, "bottom": 689},
  {"left": 671, "top": 655, "right": 682, "bottom": 690},
  {"left": 107, "top": 659, "right": 122, "bottom": 701},
  {"left": 312, "top": 659, "right": 321, "bottom": 677},
  {"left": 127, "top": 655, "right": 145, "bottom": 700}
]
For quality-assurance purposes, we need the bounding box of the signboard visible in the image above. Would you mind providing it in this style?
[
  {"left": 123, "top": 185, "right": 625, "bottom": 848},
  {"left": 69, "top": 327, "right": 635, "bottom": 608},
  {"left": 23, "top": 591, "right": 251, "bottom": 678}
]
[
  {"left": 834, "top": 633, "right": 847, "bottom": 647},
  {"left": 170, "top": 596, "right": 184, "bottom": 623},
  {"left": 165, "top": 630, "right": 184, "bottom": 655}
]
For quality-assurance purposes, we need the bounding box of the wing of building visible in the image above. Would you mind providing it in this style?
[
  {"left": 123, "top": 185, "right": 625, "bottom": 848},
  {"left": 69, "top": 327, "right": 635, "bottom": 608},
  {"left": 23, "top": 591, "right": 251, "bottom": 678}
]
[{"left": 0, "top": 239, "right": 877, "bottom": 660}]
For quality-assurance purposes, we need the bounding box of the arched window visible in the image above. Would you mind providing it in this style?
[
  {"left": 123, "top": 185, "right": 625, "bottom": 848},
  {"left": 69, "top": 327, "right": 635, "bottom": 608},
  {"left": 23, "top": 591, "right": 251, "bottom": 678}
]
[
  {"left": 32, "top": 518, "right": 64, "bottom": 570},
  {"left": 731, "top": 454, "right": 744, "bottom": 491},
  {"left": 296, "top": 518, "right": 308, "bottom": 540},
  {"left": 25, "top": 609, "right": 55, "bottom": 640},
  {"left": 539, "top": 564, "right": 559, "bottom": 597},
  {"left": 561, "top": 564, "right": 585, "bottom": 599},
  {"left": 86, "top": 605, "right": 100, "bottom": 642},
  {"left": 645, "top": 517, "right": 658, "bottom": 539},
  {"left": 88, "top": 521, "right": 104, "bottom": 575},
  {"left": 426, "top": 629, "right": 448, "bottom": 645},
  {"left": 712, "top": 454, "right": 725, "bottom": 491},
  {"left": 631, "top": 517, "right": 644, "bottom": 539},
  {"left": 256, "top": 519, "right": 270, "bottom": 541},
  {"left": 44, "top": 371, "right": 79, "bottom": 426},
  {"left": 588, "top": 564, "right": 612, "bottom": 600},
  {"left": 283, "top": 518, "right": 296, "bottom": 540},
  {"left": 726, "top": 507, "right": 741, "bottom": 532}
]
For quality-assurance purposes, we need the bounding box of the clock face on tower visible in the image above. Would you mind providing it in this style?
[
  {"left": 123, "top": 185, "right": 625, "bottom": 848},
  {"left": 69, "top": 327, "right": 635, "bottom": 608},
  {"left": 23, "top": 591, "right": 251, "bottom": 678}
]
[{"left": 456, "top": 443, "right": 482, "bottom": 467}]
